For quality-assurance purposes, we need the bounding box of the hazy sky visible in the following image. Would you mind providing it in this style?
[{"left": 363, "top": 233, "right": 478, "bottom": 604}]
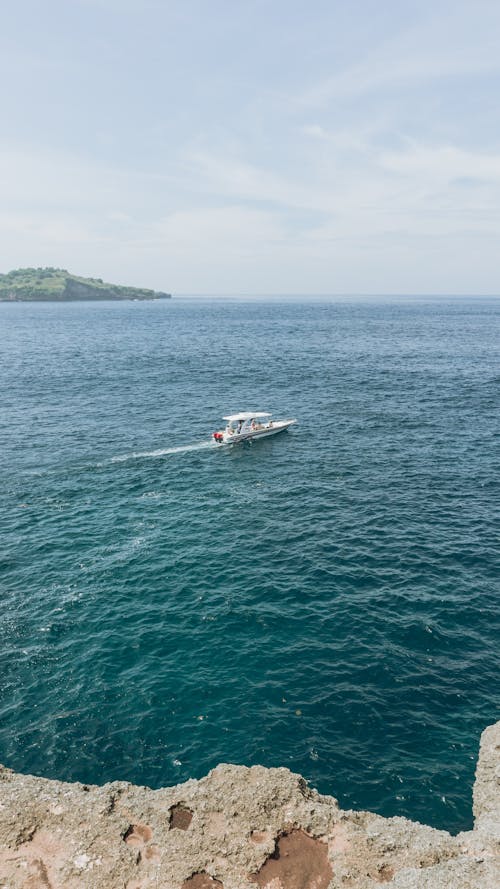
[{"left": 2, "top": 0, "right": 500, "bottom": 294}]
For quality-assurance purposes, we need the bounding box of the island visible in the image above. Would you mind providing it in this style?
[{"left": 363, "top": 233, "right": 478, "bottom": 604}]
[{"left": 0, "top": 268, "right": 171, "bottom": 301}]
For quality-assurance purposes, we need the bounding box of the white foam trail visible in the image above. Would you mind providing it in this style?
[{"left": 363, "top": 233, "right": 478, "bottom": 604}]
[{"left": 111, "top": 440, "right": 216, "bottom": 463}]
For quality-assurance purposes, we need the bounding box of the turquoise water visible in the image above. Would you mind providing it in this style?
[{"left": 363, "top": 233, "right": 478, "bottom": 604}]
[{"left": 1, "top": 297, "right": 498, "bottom": 833}]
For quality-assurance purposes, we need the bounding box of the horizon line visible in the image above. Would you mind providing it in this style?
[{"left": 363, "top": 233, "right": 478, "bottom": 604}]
[{"left": 171, "top": 291, "right": 500, "bottom": 299}]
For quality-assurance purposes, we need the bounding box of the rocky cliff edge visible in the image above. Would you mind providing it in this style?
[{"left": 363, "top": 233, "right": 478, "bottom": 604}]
[{"left": 0, "top": 721, "right": 498, "bottom": 889}]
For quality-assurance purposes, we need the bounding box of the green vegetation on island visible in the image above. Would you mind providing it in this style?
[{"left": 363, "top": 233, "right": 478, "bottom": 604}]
[{"left": 0, "top": 268, "right": 171, "bottom": 301}]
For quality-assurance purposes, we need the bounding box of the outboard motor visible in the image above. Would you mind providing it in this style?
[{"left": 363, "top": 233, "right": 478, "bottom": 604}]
[{"left": 213, "top": 431, "right": 224, "bottom": 443}]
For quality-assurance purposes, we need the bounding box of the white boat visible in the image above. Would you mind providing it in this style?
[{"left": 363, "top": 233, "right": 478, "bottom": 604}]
[{"left": 213, "top": 412, "right": 296, "bottom": 445}]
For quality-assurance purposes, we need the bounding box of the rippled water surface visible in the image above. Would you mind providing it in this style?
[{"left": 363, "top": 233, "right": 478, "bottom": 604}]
[{"left": 1, "top": 297, "right": 498, "bottom": 832}]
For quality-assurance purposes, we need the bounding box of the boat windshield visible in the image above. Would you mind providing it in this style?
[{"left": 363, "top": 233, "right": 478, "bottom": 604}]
[{"left": 226, "top": 416, "right": 269, "bottom": 434}]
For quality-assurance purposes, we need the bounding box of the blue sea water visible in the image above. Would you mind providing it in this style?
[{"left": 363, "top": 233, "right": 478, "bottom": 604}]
[{"left": 0, "top": 296, "right": 498, "bottom": 833}]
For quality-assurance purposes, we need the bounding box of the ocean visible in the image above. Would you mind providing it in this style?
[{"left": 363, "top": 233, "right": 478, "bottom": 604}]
[{"left": 0, "top": 296, "right": 498, "bottom": 833}]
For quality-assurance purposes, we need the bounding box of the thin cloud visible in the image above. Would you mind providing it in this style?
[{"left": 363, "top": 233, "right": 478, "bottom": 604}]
[
  {"left": 297, "top": 4, "right": 500, "bottom": 108},
  {"left": 380, "top": 144, "right": 500, "bottom": 183}
]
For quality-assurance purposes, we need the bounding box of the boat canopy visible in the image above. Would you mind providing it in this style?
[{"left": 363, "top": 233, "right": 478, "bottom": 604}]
[{"left": 223, "top": 412, "right": 271, "bottom": 422}]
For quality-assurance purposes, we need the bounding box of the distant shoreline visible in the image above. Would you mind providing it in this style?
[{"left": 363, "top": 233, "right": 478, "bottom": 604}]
[
  {"left": 0, "top": 295, "right": 172, "bottom": 303},
  {"left": 0, "top": 267, "right": 171, "bottom": 302}
]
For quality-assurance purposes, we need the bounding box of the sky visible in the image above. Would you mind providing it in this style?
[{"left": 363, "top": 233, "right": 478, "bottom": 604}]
[{"left": 1, "top": 0, "right": 500, "bottom": 295}]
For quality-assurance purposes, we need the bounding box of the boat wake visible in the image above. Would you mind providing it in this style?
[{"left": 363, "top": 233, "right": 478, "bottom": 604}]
[{"left": 111, "top": 441, "right": 216, "bottom": 463}]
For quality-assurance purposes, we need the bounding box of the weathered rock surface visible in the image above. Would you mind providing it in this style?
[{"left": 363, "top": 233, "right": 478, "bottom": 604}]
[{"left": 0, "top": 722, "right": 498, "bottom": 888}]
